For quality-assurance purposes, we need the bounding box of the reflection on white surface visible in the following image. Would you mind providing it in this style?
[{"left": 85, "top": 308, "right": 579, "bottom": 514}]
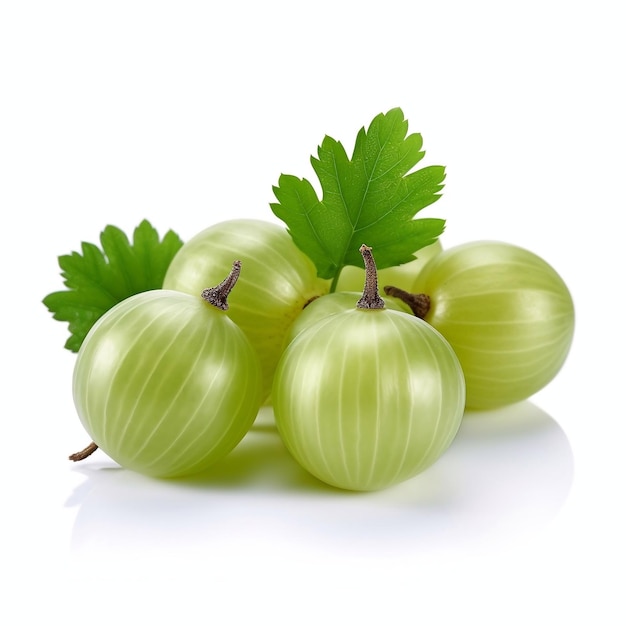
[{"left": 67, "top": 401, "right": 573, "bottom": 559}]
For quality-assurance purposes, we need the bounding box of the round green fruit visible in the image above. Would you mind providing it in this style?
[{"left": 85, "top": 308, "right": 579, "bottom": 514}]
[
  {"left": 272, "top": 245, "right": 466, "bottom": 491},
  {"left": 163, "top": 219, "right": 329, "bottom": 402},
  {"left": 73, "top": 268, "right": 262, "bottom": 478},
  {"left": 392, "top": 241, "right": 575, "bottom": 410}
]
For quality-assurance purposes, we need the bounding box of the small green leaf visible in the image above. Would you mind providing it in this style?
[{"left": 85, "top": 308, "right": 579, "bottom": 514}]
[
  {"left": 43, "top": 219, "right": 184, "bottom": 352},
  {"left": 271, "top": 108, "right": 446, "bottom": 288}
]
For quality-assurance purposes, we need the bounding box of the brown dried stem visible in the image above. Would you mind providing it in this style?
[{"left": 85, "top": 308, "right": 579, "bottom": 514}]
[
  {"left": 383, "top": 285, "right": 431, "bottom": 319},
  {"left": 69, "top": 441, "right": 99, "bottom": 462},
  {"left": 201, "top": 260, "right": 242, "bottom": 310},
  {"left": 357, "top": 244, "right": 385, "bottom": 310}
]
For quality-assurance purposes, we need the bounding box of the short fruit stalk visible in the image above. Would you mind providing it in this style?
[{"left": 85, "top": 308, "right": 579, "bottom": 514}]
[
  {"left": 282, "top": 289, "right": 410, "bottom": 349},
  {"left": 334, "top": 239, "right": 443, "bottom": 295}
]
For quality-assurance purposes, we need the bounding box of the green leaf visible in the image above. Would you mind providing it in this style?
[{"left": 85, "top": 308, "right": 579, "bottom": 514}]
[
  {"left": 270, "top": 108, "right": 446, "bottom": 288},
  {"left": 43, "top": 219, "right": 184, "bottom": 352}
]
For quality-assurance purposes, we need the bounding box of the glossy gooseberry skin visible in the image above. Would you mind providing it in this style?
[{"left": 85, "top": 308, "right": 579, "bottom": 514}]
[
  {"left": 334, "top": 240, "right": 443, "bottom": 294},
  {"left": 163, "top": 219, "right": 329, "bottom": 402},
  {"left": 410, "top": 241, "right": 575, "bottom": 410},
  {"left": 272, "top": 308, "right": 466, "bottom": 491},
  {"left": 73, "top": 289, "right": 262, "bottom": 478}
]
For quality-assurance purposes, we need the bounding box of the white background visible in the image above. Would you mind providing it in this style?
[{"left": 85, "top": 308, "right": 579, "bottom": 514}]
[{"left": 2, "top": 1, "right": 624, "bottom": 623}]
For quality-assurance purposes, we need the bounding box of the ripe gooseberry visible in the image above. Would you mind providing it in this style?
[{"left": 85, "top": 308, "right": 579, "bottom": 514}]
[
  {"left": 163, "top": 219, "right": 329, "bottom": 402},
  {"left": 385, "top": 241, "right": 575, "bottom": 409},
  {"left": 71, "top": 261, "right": 262, "bottom": 478},
  {"left": 272, "top": 244, "right": 465, "bottom": 491}
]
